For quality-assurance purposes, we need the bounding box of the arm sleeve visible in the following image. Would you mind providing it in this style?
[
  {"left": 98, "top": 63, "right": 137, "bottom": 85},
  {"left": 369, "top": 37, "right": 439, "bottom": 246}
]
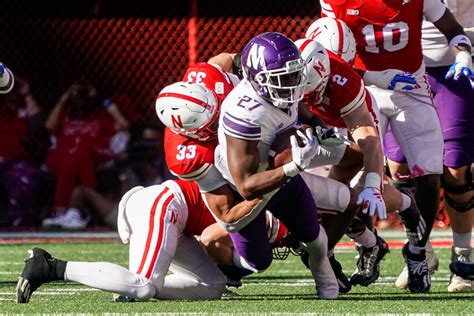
[
  {"left": 423, "top": 0, "right": 447, "bottom": 23},
  {"left": 195, "top": 164, "right": 229, "bottom": 192}
]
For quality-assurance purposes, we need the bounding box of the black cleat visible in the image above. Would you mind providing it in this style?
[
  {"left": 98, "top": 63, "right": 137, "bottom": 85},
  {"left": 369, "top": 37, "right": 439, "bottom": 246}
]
[
  {"left": 16, "top": 247, "right": 66, "bottom": 303},
  {"left": 450, "top": 261, "right": 474, "bottom": 281},
  {"left": 329, "top": 255, "right": 351, "bottom": 293},
  {"left": 402, "top": 243, "right": 430, "bottom": 293},
  {"left": 300, "top": 251, "right": 351, "bottom": 293},
  {"left": 350, "top": 231, "right": 389, "bottom": 286}
]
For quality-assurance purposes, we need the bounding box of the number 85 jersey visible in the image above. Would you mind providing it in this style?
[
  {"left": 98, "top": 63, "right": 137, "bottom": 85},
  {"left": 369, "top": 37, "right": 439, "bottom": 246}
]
[{"left": 320, "top": 0, "right": 447, "bottom": 73}]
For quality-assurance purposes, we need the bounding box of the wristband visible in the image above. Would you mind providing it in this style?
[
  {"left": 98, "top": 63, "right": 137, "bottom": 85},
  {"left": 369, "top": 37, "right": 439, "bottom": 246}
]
[
  {"left": 449, "top": 34, "right": 472, "bottom": 50},
  {"left": 364, "top": 172, "right": 381, "bottom": 189},
  {"left": 283, "top": 161, "right": 301, "bottom": 177}
]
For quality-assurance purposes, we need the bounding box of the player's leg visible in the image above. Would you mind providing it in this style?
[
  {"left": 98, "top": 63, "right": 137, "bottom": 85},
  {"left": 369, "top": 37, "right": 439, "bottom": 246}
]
[
  {"left": 157, "top": 234, "right": 227, "bottom": 299},
  {"left": 267, "top": 175, "right": 338, "bottom": 299},
  {"left": 389, "top": 88, "right": 443, "bottom": 293},
  {"left": 429, "top": 66, "right": 474, "bottom": 292}
]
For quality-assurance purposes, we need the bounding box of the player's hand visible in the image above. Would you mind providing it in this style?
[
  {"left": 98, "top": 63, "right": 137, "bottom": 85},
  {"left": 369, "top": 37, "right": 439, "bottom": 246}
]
[
  {"left": 290, "top": 128, "right": 319, "bottom": 170},
  {"left": 445, "top": 51, "right": 474, "bottom": 89},
  {"left": 315, "top": 126, "right": 353, "bottom": 146},
  {"left": 357, "top": 187, "right": 387, "bottom": 220},
  {"left": 363, "top": 69, "right": 417, "bottom": 91}
]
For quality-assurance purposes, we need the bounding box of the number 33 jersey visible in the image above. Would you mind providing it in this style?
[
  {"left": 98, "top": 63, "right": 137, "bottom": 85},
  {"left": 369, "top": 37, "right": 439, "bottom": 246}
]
[{"left": 320, "top": 0, "right": 446, "bottom": 73}]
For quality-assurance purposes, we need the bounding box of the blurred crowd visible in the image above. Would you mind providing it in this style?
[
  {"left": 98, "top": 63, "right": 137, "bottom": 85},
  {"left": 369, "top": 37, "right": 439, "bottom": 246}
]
[{"left": 0, "top": 72, "right": 173, "bottom": 230}]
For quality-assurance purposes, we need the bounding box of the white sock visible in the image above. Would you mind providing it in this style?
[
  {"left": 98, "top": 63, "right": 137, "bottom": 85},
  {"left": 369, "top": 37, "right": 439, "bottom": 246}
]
[
  {"left": 353, "top": 228, "right": 377, "bottom": 248},
  {"left": 453, "top": 231, "right": 473, "bottom": 249},
  {"left": 400, "top": 193, "right": 412, "bottom": 212},
  {"left": 158, "top": 274, "right": 225, "bottom": 300},
  {"left": 65, "top": 262, "right": 156, "bottom": 299}
]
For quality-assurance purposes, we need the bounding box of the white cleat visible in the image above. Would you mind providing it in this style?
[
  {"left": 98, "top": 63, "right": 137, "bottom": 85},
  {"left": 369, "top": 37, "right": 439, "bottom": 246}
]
[
  {"left": 314, "top": 256, "right": 339, "bottom": 299},
  {"left": 395, "top": 241, "right": 439, "bottom": 289},
  {"left": 448, "top": 247, "right": 473, "bottom": 293}
]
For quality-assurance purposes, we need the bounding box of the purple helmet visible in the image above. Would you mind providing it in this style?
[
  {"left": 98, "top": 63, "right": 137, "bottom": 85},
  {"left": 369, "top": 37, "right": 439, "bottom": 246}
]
[{"left": 241, "top": 32, "right": 307, "bottom": 108}]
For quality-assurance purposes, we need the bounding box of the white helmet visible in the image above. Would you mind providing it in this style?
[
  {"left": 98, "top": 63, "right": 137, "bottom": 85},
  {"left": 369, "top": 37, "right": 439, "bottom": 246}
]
[
  {"left": 294, "top": 38, "right": 330, "bottom": 102},
  {"left": 155, "top": 81, "right": 219, "bottom": 141},
  {"left": 306, "top": 17, "right": 356, "bottom": 64}
]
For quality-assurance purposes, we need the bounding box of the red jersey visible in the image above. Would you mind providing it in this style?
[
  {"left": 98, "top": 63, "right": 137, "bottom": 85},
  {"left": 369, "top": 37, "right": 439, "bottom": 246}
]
[
  {"left": 164, "top": 127, "right": 217, "bottom": 181},
  {"left": 306, "top": 51, "right": 367, "bottom": 128},
  {"left": 175, "top": 179, "right": 216, "bottom": 236},
  {"left": 183, "top": 62, "right": 237, "bottom": 104},
  {"left": 321, "top": 0, "right": 446, "bottom": 73}
]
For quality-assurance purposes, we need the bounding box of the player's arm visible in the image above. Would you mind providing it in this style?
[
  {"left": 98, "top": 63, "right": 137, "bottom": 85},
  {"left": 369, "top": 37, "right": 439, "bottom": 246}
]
[
  {"left": 208, "top": 53, "right": 237, "bottom": 73},
  {"left": 226, "top": 135, "right": 290, "bottom": 200},
  {"left": 343, "top": 102, "right": 386, "bottom": 219},
  {"left": 429, "top": 3, "right": 473, "bottom": 84},
  {"left": 343, "top": 103, "right": 383, "bottom": 178}
]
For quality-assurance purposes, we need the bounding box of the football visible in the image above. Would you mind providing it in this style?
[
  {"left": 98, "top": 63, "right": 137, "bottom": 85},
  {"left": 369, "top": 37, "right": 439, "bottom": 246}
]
[{"left": 268, "top": 125, "right": 310, "bottom": 169}]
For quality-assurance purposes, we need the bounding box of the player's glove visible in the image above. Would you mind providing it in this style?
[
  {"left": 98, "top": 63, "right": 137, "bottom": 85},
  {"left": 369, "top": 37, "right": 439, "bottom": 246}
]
[
  {"left": 315, "top": 126, "right": 353, "bottom": 146},
  {"left": 356, "top": 172, "right": 387, "bottom": 220},
  {"left": 283, "top": 128, "right": 319, "bottom": 177},
  {"left": 445, "top": 50, "right": 474, "bottom": 89},
  {"left": 363, "top": 69, "right": 417, "bottom": 91}
]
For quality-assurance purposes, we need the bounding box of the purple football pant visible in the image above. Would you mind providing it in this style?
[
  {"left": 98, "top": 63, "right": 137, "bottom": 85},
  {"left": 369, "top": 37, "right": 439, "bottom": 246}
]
[
  {"left": 384, "top": 65, "right": 474, "bottom": 168},
  {"left": 427, "top": 65, "right": 474, "bottom": 168},
  {"left": 230, "top": 175, "right": 320, "bottom": 271}
]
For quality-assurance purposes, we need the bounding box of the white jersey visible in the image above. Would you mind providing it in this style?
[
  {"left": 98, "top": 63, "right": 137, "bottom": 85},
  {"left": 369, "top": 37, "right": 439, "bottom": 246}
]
[
  {"left": 214, "top": 79, "right": 298, "bottom": 187},
  {"left": 422, "top": 0, "right": 474, "bottom": 67}
]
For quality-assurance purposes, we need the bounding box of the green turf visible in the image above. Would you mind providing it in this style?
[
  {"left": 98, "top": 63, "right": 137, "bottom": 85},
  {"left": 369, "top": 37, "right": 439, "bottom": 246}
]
[{"left": 0, "top": 243, "right": 473, "bottom": 314}]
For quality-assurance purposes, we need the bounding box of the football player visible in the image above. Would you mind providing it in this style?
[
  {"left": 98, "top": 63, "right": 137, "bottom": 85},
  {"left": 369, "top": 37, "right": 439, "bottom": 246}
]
[
  {"left": 321, "top": 0, "right": 472, "bottom": 293},
  {"left": 210, "top": 32, "right": 339, "bottom": 299},
  {"left": 16, "top": 180, "right": 227, "bottom": 303},
  {"left": 295, "top": 38, "right": 425, "bottom": 287}
]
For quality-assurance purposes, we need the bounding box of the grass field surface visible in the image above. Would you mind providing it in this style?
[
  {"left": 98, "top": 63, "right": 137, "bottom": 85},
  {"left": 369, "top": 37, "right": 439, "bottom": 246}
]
[{"left": 0, "top": 241, "right": 472, "bottom": 314}]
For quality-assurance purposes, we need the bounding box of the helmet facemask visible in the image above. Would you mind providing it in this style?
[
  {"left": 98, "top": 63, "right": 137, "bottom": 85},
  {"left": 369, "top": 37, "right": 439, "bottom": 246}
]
[{"left": 254, "top": 58, "right": 308, "bottom": 108}]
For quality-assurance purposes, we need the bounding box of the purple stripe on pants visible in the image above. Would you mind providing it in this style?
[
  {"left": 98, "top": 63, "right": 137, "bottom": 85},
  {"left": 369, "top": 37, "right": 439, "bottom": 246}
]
[{"left": 230, "top": 175, "right": 320, "bottom": 271}]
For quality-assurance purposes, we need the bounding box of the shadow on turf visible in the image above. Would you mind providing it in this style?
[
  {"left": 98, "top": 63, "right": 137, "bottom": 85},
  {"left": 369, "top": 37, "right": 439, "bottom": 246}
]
[{"left": 229, "top": 293, "right": 474, "bottom": 301}]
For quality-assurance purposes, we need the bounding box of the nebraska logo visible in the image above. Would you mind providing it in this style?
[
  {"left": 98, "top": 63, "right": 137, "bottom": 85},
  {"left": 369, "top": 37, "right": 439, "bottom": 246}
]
[
  {"left": 171, "top": 115, "right": 183, "bottom": 129},
  {"left": 170, "top": 211, "right": 179, "bottom": 225},
  {"left": 246, "top": 44, "right": 266, "bottom": 71}
]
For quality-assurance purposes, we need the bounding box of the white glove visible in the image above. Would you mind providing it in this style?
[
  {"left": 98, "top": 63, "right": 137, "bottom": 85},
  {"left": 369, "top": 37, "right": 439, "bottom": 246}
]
[
  {"left": 315, "top": 126, "right": 353, "bottom": 146},
  {"left": 445, "top": 50, "right": 474, "bottom": 89},
  {"left": 363, "top": 69, "right": 417, "bottom": 91},
  {"left": 283, "top": 128, "right": 319, "bottom": 177},
  {"left": 356, "top": 172, "right": 387, "bottom": 220}
]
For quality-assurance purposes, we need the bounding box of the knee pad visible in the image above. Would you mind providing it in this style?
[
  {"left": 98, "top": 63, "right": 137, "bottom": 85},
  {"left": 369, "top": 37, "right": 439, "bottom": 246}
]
[
  {"left": 442, "top": 167, "right": 473, "bottom": 195},
  {"left": 442, "top": 168, "right": 474, "bottom": 213},
  {"left": 301, "top": 173, "right": 350, "bottom": 212},
  {"left": 346, "top": 216, "right": 367, "bottom": 236},
  {"left": 387, "top": 177, "right": 415, "bottom": 191}
]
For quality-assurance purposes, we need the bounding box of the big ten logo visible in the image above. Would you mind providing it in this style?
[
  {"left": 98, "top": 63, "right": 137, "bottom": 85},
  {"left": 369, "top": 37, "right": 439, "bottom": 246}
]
[{"left": 187, "top": 71, "right": 207, "bottom": 84}]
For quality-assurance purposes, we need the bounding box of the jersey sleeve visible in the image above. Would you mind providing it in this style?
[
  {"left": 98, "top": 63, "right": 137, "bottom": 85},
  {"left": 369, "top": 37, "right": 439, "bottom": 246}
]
[
  {"left": 423, "top": 0, "right": 447, "bottom": 23},
  {"left": 221, "top": 110, "right": 262, "bottom": 140},
  {"left": 194, "top": 164, "right": 228, "bottom": 192},
  {"left": 164, "top": 128, "right": 217, "bottom": 182}
]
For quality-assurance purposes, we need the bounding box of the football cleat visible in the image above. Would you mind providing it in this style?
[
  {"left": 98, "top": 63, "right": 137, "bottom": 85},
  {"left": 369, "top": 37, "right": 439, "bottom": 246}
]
[
  {"left": 395, "top": 241, "right": 438, "bottom": 289},
  {"left": 314, "top": 256, "right": 339, "bottom": 300},
  {"left": 16, "top": 247, "right": 66, "bottom": 303},
  {"left": 448, "top": 247, "right": 473, "bottom": 292},
  {"left": 402, "top": 243, "right": 430, "bottom": 293},
  {"left": 300, "top": 251, "right": 350, "bottom": 293},
  {"left": 112, "top": 293, "right": 135, "bottom": 302},
  {"left": 397, "top": 187, "right": 426, "bottom": 247},
  {"left": 350, "top": 231, "right": 389, "bottom": 286}
]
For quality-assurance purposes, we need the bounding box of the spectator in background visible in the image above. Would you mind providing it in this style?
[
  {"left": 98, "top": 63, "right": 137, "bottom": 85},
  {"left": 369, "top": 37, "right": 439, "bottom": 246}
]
[
  {"left": 45, "top": 123, "right": 173, "bottom": 230},
  {"left": 42, "top": 80, "right": 118, "bottom": 230}
]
